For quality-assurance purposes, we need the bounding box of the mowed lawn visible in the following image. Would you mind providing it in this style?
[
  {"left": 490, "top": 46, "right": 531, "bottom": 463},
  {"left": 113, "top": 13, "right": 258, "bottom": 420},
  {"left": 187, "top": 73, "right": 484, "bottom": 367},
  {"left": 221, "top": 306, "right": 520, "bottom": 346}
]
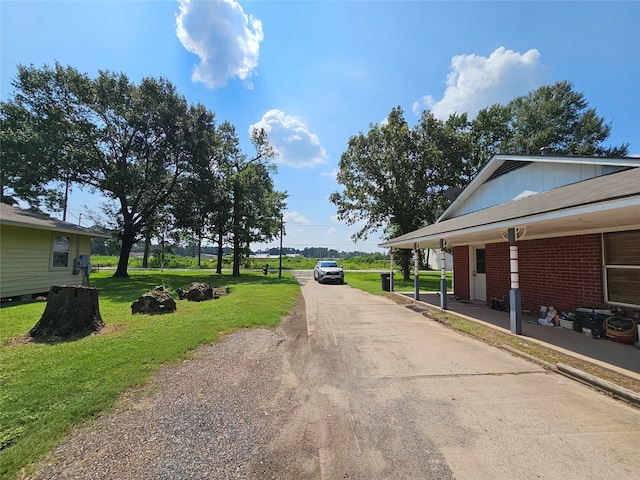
[
  {"left": 345, "top": 270, "right": 452, "bottom": 295},
  {"left": 0, "top": 270, "right": 300, "bottom": 479}
]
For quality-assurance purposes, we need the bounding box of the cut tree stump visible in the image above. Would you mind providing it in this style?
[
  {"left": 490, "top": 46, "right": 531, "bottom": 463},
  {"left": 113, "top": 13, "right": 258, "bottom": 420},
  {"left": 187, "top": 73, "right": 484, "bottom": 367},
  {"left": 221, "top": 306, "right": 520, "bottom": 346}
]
[
  {"left": 29, "top": 285, "right": 104, "bottom": 340},
  {"left": 131, "top": 287, "right": 177, "bottom": 315}
]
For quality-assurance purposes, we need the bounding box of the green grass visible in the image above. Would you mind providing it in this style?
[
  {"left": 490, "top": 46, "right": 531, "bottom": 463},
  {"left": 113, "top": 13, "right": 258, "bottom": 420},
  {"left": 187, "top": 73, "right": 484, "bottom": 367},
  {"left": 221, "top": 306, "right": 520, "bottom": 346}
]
[
  {"left": 345, "top": 271, "right": 452, "bottom": 295},
  {"left": 0, "top": 270, "right": 299, "bottom": 480}
]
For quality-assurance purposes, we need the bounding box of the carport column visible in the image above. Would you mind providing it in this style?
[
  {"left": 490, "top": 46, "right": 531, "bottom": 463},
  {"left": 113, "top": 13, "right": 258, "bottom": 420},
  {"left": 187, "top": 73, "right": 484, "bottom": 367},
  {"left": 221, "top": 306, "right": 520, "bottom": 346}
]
[
  {"left": 414, "top": 243, "right": 420, "bottom": 301},
  {"left": 439, "top": 239, "right": 447, "bottom": 310},
  {"left": 389, "top": 247, "right": 394, "bottom": 292},
  {"left": 508, "top": 228, "right": 522, "bottom": 335}
]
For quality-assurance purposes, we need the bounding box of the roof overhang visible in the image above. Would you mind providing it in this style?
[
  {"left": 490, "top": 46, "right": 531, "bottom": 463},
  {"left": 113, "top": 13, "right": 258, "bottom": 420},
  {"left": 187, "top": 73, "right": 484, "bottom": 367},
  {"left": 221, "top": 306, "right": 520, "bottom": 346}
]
[
  {"left": 438, "top": 154, "right": 640, "bottom": 222},
  {"left": 1, "top": 204, "right": 110, "bottom": 238},
  {"left": 380, "top": 167, "right": 640, "bottom": 250}
]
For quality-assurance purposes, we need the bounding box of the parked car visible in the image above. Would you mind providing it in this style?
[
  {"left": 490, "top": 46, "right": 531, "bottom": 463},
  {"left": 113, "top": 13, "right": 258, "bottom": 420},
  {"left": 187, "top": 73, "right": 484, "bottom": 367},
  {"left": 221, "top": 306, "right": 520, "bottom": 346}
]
[{"left": 313, "top": 260, "right": 345, "bottom": 284}]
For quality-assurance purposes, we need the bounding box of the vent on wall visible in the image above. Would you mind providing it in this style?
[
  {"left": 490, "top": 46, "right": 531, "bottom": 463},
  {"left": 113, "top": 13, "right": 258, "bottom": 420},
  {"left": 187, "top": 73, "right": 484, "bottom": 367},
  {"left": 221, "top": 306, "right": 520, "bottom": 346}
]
[{"left": 486, "top": 160, "right": 531, "bottom": 182}]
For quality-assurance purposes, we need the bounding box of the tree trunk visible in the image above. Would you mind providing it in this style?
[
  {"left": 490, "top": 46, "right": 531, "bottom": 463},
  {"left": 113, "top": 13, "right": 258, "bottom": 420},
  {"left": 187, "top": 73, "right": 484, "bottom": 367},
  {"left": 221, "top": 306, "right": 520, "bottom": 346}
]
[
  {"left": 142, "top": 229, "right": 151, "bottom": 268},
  {"left": 216, "top": 231, "right": 223, "bottom": 274},
  {"left": 397, "top": 249, "right": 412, "bottom": 281},
  {"left": 232, "top": 185, "right": 241, "bottom": 277},
  {"left": 114, "top": 227, "right": 135, "bottom": 278},
  {"left": 29, "top": 285, "right": 104, "bottom": 340},
  {"left": 197, "top": 236, "right": 202, "bottom": 268}
]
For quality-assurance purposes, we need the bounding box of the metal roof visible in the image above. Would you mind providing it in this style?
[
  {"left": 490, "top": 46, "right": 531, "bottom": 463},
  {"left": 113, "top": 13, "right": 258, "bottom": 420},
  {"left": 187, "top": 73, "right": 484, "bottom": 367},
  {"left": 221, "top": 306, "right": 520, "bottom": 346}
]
[
  {"left": 0, "top": 203, "right": 110, "bottom": 238},
  {"left": 380, "top": 166, "right": 640, "bottom": 249}
]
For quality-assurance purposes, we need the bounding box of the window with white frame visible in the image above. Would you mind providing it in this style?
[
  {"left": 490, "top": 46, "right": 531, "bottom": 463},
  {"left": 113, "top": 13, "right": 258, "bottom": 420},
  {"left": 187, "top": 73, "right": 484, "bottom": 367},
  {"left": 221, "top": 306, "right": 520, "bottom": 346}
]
[
  {"left": 51, "top": 235, "right": 70, "bottom": 268},
  {"left": 603, "top": 230, "right": 640, "bottom": 307}
]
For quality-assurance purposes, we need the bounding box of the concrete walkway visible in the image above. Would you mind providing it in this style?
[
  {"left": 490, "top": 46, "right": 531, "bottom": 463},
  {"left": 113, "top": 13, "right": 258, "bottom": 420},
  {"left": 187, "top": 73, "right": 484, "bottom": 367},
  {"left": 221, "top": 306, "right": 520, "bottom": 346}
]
[{"left": 396, "top": 291, "right": 640, "bottom": 381}]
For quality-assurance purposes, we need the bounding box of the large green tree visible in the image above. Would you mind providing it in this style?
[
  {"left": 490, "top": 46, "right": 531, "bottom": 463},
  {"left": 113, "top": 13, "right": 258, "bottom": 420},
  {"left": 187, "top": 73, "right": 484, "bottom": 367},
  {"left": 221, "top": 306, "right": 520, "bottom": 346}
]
[
  {"left": 171, "top": 119, "right": 286, "bottom": 276},
  {"left": 470, "top": 80, "right": 628, "bottom": 172},
  {"left": 330, "top": 107, "right": 470, "bottom": 278},
  {"left": 170, "top": 105, "right": 223, "bottom": 267},
  {"left": 224, "top": 126, "right": 287, "bottom": 277},
  {"left": 1, "top": 63, "right": 209, "bottom": 277}
]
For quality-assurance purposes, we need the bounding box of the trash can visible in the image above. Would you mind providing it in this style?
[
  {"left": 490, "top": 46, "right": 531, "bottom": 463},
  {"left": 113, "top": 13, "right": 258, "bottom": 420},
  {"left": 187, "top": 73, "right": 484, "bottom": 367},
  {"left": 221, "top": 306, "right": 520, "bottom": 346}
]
[{"left": 380, "top": 273, "right": 391, "bottom": 292}]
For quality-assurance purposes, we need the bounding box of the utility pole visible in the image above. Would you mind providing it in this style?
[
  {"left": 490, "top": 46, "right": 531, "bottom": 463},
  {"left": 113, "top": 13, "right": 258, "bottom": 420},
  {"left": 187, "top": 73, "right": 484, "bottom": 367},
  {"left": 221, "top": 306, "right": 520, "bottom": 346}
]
[{"left": 278, "top": 215, "right": 283, "bottom": 278}]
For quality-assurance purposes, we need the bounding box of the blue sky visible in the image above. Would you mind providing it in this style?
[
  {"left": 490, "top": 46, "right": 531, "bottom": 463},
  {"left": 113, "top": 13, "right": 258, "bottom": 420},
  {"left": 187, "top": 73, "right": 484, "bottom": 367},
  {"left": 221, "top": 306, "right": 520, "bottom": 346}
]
[{"left": 2, "top": 1, "right": 639, "bottom": 253}]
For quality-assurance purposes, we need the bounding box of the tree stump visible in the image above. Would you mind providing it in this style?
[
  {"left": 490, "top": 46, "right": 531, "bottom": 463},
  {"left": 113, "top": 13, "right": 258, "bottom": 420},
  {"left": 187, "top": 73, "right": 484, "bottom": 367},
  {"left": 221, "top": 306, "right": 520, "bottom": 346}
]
[
  {"left": 29, "top": 285, "right": 104, "bottom": 340},
  {"left": 177, "top": 282, "right": 214, "bottom": 302},
  {"left": 177, "top": 283, "right": 230, "bottom": 301},
  {"left": 131, "top": 287, "right": 177, "bottom": 315}
]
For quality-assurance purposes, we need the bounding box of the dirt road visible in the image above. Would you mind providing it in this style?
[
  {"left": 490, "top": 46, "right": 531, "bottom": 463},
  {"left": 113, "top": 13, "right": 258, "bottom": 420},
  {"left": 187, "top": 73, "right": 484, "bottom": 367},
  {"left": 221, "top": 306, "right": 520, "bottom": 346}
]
[{"left": 26, "top": 271, "right": 640, "bottom": 479}]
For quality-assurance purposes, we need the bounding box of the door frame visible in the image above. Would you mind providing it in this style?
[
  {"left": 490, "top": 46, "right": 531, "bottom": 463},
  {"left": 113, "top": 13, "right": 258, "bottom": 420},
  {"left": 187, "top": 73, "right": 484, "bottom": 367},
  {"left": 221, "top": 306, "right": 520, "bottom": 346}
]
[{"left": 470, "top": 244, "right": 487, "bottom": 302}]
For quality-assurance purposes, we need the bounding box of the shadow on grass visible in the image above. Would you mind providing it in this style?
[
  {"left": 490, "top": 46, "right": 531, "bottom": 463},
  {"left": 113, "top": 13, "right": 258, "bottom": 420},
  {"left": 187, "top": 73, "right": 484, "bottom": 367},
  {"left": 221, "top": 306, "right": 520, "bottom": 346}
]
[{"left": 91, "top": 270, "right": 299, "bottom": 304}]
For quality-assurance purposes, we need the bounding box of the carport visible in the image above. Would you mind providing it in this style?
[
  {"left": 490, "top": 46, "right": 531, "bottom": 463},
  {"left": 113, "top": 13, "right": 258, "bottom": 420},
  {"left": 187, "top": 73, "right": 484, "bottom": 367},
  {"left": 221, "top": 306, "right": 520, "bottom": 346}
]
[{"left": 379, "top": 167, "right": 640, "bottom": 335}]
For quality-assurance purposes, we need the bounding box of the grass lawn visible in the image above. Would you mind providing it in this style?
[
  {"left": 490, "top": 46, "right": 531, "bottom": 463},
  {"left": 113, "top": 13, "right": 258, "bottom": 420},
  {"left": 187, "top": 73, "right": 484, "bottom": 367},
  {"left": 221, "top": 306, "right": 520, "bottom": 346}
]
[
  {"left": 0, "top": 270, "right": 299, "bottom": 480},
  {"left": 345, "top": 270, "right": 452, "bottom": 295}
]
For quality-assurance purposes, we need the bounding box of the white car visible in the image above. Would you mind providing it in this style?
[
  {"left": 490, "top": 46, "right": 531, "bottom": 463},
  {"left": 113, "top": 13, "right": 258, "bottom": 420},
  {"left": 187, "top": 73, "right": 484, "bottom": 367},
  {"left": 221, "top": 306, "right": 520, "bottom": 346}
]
[{"left": 313, "top": 260, "right": 345, "bottom": 284}]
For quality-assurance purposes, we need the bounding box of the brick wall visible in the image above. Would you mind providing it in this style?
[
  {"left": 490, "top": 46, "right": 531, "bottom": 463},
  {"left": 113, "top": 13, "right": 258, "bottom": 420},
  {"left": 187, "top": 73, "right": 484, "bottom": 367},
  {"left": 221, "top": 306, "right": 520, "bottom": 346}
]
[
  {"left": 483, "top": 233, "right": 606, "bottom": 313},
  {"left": 452, "top": 245, "right": 470, "bottom": 300},
  {"left": 486, "top": 243, "right": 510, "bottom": 305}
]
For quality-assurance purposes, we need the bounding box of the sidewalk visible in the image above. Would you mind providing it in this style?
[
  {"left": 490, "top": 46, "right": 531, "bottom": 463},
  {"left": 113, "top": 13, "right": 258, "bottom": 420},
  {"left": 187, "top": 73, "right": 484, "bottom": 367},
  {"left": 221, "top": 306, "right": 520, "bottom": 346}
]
[{"left": 395, "top": 291, "right": 640, "bottom": 381}]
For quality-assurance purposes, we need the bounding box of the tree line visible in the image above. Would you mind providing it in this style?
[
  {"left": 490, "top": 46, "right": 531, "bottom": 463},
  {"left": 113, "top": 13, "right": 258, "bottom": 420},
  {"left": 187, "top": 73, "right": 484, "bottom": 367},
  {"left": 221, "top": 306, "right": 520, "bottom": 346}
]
[
  {"left": 1, "top": 63, "right": 286, "bottom": 277},
  {"left": 330, "top": 81, "right": 629, "bottom": 279}
]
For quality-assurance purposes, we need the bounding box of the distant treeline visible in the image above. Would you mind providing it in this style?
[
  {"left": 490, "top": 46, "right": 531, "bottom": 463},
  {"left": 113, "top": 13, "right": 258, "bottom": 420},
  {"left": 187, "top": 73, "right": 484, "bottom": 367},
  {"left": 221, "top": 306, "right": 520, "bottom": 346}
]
[
  {"left": 257, "top": 247, "right": 388, "bottom": 260},
  {"left": 92, "top": 239, "right": 388, "bottom": 260}
]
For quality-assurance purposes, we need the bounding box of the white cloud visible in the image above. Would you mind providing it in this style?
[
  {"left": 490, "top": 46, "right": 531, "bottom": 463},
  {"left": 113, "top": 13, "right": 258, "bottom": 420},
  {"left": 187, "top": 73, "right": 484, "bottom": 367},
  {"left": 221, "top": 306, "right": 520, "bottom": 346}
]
[
  {"left": 283, "top": 211, "right": 310, "bottom": 224},
  {"left": 175, "top": 0, "right": 263, "bottom": 89},
  {"left": 413, "top": 47, "right": 547, "bottom": 119},
  {"left": 325, "top": 227, "right": 338, "bottom": 236},
  {"left": 321, "top": 168, "right": 338, "bottom": 178},
  {"left": 251, "top": 109, "right": 329, "bottom": 168}
]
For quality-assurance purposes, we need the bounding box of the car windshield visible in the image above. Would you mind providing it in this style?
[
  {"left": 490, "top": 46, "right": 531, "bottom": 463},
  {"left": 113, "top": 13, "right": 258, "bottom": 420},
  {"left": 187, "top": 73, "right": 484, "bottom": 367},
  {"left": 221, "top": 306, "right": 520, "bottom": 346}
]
[{"left": 320, "top": 262, "right": 338, "bottom": 268}]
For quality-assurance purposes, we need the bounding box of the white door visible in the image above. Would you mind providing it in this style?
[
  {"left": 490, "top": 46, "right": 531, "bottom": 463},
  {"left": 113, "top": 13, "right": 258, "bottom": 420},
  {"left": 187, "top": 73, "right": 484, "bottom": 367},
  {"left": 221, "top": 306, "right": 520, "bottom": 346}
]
[{"left": 472, "top": 246, "right": 486, "bottom": 302}]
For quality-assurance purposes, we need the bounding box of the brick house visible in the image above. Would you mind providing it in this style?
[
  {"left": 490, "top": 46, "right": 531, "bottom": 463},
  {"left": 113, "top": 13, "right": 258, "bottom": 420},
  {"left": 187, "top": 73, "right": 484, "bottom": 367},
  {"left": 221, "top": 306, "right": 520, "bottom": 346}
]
[{"left": 380, "top": 154, "right": 640, "bottom": 323}]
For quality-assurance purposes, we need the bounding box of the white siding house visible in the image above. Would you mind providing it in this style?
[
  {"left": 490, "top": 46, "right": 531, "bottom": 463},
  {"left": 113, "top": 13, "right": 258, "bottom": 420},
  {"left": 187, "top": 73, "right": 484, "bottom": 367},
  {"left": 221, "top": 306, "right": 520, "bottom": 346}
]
[{"left": 0, "top": 204, "right": 109, "bottom": 299}]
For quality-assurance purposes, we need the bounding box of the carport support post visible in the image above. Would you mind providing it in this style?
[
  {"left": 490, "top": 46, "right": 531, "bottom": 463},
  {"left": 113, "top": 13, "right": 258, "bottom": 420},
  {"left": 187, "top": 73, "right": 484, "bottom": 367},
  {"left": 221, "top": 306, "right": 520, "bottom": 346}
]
[
  {"left": 439, "top": 239, "right": 447, "bottom": 310},
  {"left": 508, "top": 228, "right": 522, "bottom": 335},
  {"left": 389, "top": 247, "right": 394, "bottom": 292},
  {"left": 414, "top": 243, "right": 420, "bottom": 301}
]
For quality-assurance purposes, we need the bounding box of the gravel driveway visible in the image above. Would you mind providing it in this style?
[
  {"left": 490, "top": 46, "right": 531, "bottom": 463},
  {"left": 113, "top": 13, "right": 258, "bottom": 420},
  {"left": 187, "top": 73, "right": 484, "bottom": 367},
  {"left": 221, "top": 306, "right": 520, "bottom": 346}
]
[{"left": 23, "top": 272, "right": 640, "bottom": 479}]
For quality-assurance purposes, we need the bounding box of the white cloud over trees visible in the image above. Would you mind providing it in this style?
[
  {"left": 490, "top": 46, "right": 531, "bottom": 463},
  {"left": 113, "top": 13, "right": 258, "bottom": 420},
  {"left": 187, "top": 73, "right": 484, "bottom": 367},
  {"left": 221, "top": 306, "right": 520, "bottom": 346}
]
[
  {"left": 284, "top": 211, "right": 310, "bottom": 224},
  {"left": 175, "top": 0, "right": 263, "bottom": 88},
  {"left": 413, "top": 47, "right": 547, "bottom": 119},
  {"left": 251, "top": 109, "right": 328, "bottom": 168}
]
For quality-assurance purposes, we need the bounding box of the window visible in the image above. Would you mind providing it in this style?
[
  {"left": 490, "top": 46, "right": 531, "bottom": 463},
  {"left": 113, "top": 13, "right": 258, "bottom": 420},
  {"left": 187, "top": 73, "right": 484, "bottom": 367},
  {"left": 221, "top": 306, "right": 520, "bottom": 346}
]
[
  {"left": 475, "top": 248, "right": 486, "bottom": 274},
  {"left": 603, "top": 230, "right": 640, "bottom": 307},
  {"left": 52, "top": 235, "right": 70, "bottom": 268}
]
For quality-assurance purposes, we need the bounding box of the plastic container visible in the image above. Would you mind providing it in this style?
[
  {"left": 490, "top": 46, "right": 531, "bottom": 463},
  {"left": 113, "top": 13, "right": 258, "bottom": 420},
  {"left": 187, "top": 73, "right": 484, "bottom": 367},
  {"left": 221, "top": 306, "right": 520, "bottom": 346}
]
[{"left": 560, "top": 319, "right": 574, "bottom": 330}]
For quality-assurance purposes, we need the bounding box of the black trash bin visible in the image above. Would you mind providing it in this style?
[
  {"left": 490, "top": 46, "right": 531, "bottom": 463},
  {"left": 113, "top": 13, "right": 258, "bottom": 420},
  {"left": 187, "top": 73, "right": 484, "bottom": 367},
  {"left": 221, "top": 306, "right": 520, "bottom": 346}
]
[{"left": 380, "top": 273, "right": 391, "bottom": 292}]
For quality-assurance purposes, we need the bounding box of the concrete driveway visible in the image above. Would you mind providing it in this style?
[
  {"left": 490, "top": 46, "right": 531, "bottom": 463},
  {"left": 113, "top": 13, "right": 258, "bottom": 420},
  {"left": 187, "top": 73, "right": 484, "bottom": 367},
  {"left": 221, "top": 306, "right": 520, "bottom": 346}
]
[{"left": 291, "top": 270, "right": 640, "bottom": 479}]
